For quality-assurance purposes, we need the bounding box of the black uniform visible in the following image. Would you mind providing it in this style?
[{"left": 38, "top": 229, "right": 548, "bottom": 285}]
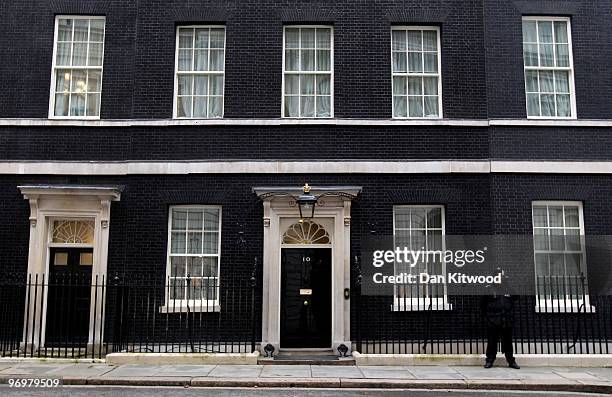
[{"left": 481, "top": 294, "right": 517, "bottom": 365}]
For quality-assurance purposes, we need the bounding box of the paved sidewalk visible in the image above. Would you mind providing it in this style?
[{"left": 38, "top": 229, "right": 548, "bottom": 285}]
[{"left": 1, "top": 361, "right": 612, "bottom": 393}]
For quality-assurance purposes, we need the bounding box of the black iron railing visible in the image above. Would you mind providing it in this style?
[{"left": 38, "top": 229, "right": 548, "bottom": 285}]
[
  {"left": 353, "top": 274, "right": 612, "bottom": 355},
  {"left": 0, "top": 272, "right": 259, "bottom": 360}
]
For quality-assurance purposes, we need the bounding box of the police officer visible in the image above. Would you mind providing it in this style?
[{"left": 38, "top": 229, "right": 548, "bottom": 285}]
[{"left": 481, "top": 293, "right": 520, "bottom": 369}]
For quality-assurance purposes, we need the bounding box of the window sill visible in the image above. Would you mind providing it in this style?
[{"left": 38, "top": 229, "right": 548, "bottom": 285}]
[
  {"left": 392, "top": 300, "right": 453, "bottom": 312},
  {"left": 535, "top": 301, "right": 596, "bottom": 314},
  {"left": 159, "top": 304, "right": 220, "bottom": 313}
]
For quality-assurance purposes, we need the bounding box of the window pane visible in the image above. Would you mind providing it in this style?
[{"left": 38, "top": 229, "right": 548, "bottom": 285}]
[
  {"left": 203, "top": 232, "right": 219, "bottom": 254},
  {"left": 210, "top": 49, "right": 224, "bottom": 71},
  {"left": 285, "top": 50, "right": 299, "bottom": 71},
  {"left": 550, "top": 253, "right": 564, "bottom": 276},
  {"left": 550, "top": 228, "right": 564, "bottom": 251},
  {"left": 423, "top": 53, "right": 437, "bottom": 73},
  {"left": 203, "top": 257, "right": 218, "bottom": 277},
  {"left": 554, "top": 21, "right": 568, "bottom": 43},
  {"left": 192, "top": 29, "right": 208, "bottom": 49},
  {"left": 564, "top": 207, "right": 580, "bottom": 227},
  {"left": 193, "top": 75, "right": 208, "bottom": 95},
  {"left": 393, "top": 76, "right": 406, "bottom": 95},
  {"left": 316, "top": 96, "right": 331, "bottom": 117},
  {"left": 522, "top": 20, "right": 537, "bottom": 42},
  {"left": 54, "top": 93, "right": 69, "bottom": 116},
  {"left": 538, "top": 21, "right": 553, "bottom": 43},
  {"left": 70, "top": 93, "right": 86, "bottom": 116},
  {"left": 90, "top": 19, "right": 105, "bottom": 42},
  {"left": 427, "top": 208, "right": 442, "bottom": 228},
  {"left": 316, "top": 29, "right": 331, "bottom": 49},
  {"left": 73, "top": 19, "right": 89, "bottom": 41},
  {"left": 193, "top": 97, "right": 207, "bottom": 118},
  {"left": 301, "top": 95, "right": 315, "bottom": 117},
  {"left": 179, "top": 29, "right": 193, "bottom": 48},
  {"left": 210, "top": 28, "right": 225, "bottom": 48},
  {"left": 525, "top": 70, "right": 538, "bottom": 92},
  {"left": 527, "top": 93, "right": 540, "bottom": 116},
  {"left": 210, "top": 75, "right": 223, "bottom": 95},
  {"left": 533, "top": 228, "right": 549, "bottom": 250},
  {"left": 408, "top": 96, "right": 423, "bottom": 117},
  {"left": 88, "top": 43, "right": 104, "bottom": 66},
  {"left": 539, "top": 70, "right": 554, "bottom": 92},
  {"left": 86, "top": 93, "right": 100, "bottom": 116},
  {"left": 533, "top": 207, "right": 548, "bottom": 227},
  {"left": 406, "top": 31, "right": 421, "bottom": 51},
  {"left": 408, "top": 52, "right": 422, "bottom": 72},
  {"left": 391, "top": 30, "right": 406, "bottom": 51},
  {"left": 171, "top": 257, "right": 187, "bottom": 277},
  {"left": 392, "top": 52, "right": 407, "bottom": 73},
  {"left": 285, "top": 28, "right": 299, "bottom": 48},
  {"left": 178, "top": 75, "right": 192, "bottom": 95},
  {"left": 555, "top": 44, "right": 569, "bottom": 67},
  {"left": 71, "top": 70, "right": 87, "bottom": 92},
  {"left": 411, "top": 208, "right": 426, "bottom": 229},
  {"left": 565, "top": 229, "right": 581, "bottom": 251},
  {"left": 58, "top": 19, "right": 73, "bottom": 41},
  {"left": 535, "top": 253, "right": 549, "bottom": 276},
  {"left": 209, "top": 96, "right": 223, "bottom": 117},
  {"left": 178, "top": 49, "right": 192, "bottom": 71},
  {"left": 87, "top": 70, "right": 102, "bottom": 92},
  {"left": 285, "top": 75, "right": 299, "bottom": 94},
  {"left": 316, "top": 50, "right": 331, "bottom": 71},
  {"left": 56, "top": 70, "right": 70, "bottom": 92},
  {"left": 56, "top": 43, "right": 71, "bottom": 66},
  {"left": 300, "top": 75, "right": 314, "bottom": 95},
  {"left": 301, "top": 49, "right": 315, "bottom": 71},
  {"left": 194, "top": 49, "right": 209, "bottom": 71},
  {"left": 316, "top": 74, "right": 331, "bottom": 95},
  {"left": 284, "top": 96, "right": 299, "bottom": 117},
  {"left": 188, "top": 232, "right": 203, "bottom": 254},
  {"left": 393, "top": 96, "right": 407, "bottom": 117},
  {"left": 177, "top": 97, "right": 192, "bottom": 117},
  {"left": 565, "top": 254, "right": 580, "bottom": 276},
  {"left": 523, "top": 43, "right": 538, "bottom": 67},
  {"left": 423, "top": 30, "right": 437, "bottom": 51},
  {"left": 187, "top": 257, "right": 203, "bottom": 277},
  {"left": 301, "top": 28, "right": 315, "bottom": 48},
  {"left": 549, "top": 206, "right": 564, "bottom": 227},
  {"left": 556, "top": 94, "right": 570, "bottom": 117},
  {"left": 540, "top": 94, "right": 554, "bottom": 116},
  {"left": 424, "top": 96, "right": 439, "bottom": 117},
  {"left": 539, "top": 44, "right": 554, "bottom": 67},
  {"left": 407, "top": 77, "right": 422, "bottom": 95},
  {"left": 423, "top": 76, "right": 438, "bottom": 95},
  {"left": 72, "top": 43, "right": 87, "bottom": 66},
  {"left": 203, "top": 209, "right": 219, "bottom": 230}
]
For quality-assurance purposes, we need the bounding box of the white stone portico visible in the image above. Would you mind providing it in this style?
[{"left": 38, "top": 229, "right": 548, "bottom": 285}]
[
  {"left": 18, "top": 184, "right": 122, "bottom": 350},
  {"left": 253, "top": 186, "right": 361, "bottom": 354}
]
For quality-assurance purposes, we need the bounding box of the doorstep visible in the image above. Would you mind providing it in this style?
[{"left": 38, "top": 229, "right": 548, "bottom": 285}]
[{"left": 258, "top": 349, "right": 355, "bottom": 365}]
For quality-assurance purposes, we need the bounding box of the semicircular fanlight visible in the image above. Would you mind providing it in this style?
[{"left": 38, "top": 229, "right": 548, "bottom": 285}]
[
  {"left": 282, "top": 220, "right": 331, "bottom": 245},
  {"left": 52, "top": 220, "right": 95, "bottom": 244}
]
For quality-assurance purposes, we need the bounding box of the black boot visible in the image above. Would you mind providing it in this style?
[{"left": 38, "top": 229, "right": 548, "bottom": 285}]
[
  {"left": 508, "top": 360, "right": 520, "bottom": 369},
  {"left": 484, "top": 360, "right": 494, "bottom": 368}
]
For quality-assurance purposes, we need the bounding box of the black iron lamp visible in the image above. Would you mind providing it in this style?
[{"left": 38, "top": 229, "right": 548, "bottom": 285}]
[{"left": 296, "top": 183, "right": 317, "bottom": 220}]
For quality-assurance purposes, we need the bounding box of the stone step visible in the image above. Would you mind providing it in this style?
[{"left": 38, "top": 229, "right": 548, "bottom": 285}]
[{"left": 259, "top": 353, "right": 355, "bottom": 365}]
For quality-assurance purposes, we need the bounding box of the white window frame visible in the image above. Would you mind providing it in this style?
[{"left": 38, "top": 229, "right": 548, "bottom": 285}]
[
  {"left": 392, "top": 205, "right": 452, "bottom": 311},
  {"left": 281, "top": 25, "right": 334, "bottom": 119},
  {"left": 522, "top": 16, "right": 577, "bottom": 120},
  {"left": 531, "top": 201, "right": 594, "bottom": 313},
  {"left": 49, "top": 15, "right": 106, "bottom": 120},
  {"left": 163, "top": 205, "right": 222, "bottom": 312},
  {"left": 390, "top": 26, "right": 443, "bottom": 119},
  {"left": 173, "top": 25, "right": 226, "bottom": 119}
]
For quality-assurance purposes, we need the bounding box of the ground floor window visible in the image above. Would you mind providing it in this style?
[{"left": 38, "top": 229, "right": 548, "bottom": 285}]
[
  {"left": 393, "top": 205, "right": 449, "bottom": 310},
  {"left": 532, "top": 201, "right": 590, "bottom": 311},
  {"left": 167, "top": 206, "right": 221, "bottom": 306}
]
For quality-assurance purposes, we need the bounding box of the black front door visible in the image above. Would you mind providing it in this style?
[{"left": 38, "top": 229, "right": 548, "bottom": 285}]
[
  {"left": 46, "top": 248, "right": 93, "bottom": 344},
  {"left": 281, "top": 248, "right": 332, "bottom": 348}
]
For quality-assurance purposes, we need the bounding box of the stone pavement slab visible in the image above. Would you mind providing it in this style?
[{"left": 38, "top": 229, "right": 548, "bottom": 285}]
[
  {"left": 0, "top": 363, "right": 74, "bottom": 375},
  {"left": 101, "top": 364, "right": 163, "bottom": 377},
  {"left": 311, "top": 365, "right": 363, "bottom": 378},
  {"left": 47, "top": 364, "right": 115, "bottom": 377},
  {"left": 208, "top": 364, "right": 263, "bottom": 378},
  {"left": 358, "top": 365, "right": 415, "bottom": 379},
  {"left": 453, "top": 366, "right": 522, "bottom": 380},
  {"left": 155, "top": 364, "right": 216, "bottom": 377},
  {"left": 405, "top": 366, "right": 465, "bottom": 380},
  {"left": 260, "top": 365, "right": 311, "bottom": 378}
]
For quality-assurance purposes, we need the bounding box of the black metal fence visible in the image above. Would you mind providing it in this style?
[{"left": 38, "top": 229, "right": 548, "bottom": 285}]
[
  {"left": 0, "top": 272, "right": 259, "bottom": 360},
  {"left": 353, "top": 274, "right": 612, "bottom": 355}
]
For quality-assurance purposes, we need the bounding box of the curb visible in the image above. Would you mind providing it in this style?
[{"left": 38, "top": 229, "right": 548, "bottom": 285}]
[{"left": 1, "top": 376, "right": 611, "bottom": 393}]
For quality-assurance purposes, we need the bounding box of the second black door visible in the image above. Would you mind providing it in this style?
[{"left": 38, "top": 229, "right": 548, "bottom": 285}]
[{"left": 280, "top": 248, "right": 332, "bottom": 348}]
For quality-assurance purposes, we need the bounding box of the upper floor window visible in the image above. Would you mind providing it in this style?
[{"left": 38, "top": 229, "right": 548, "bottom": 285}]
[
  {"left": 283, "top": 26, "right": 333, "bottom": 118},
  {"left": 532, "top": 202, "right": 591, "bottom": 311},
  {"left": 393, "top": 205, "right": 449, "bottom": 310},
  {"left": 391, "top": 27, "right": 442, "bottom": 118},
  {"left": 167, "top": 206, "right": 221, "bottom": 306},
  {"left": 50, "top": 16, "right": 105, "bottom": 119},
  {"left": 522, "top": 17, "right": 575, "bottom": 119},
  {"left": 174, "top": 26, "right": 225, "bottom": 118}
]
